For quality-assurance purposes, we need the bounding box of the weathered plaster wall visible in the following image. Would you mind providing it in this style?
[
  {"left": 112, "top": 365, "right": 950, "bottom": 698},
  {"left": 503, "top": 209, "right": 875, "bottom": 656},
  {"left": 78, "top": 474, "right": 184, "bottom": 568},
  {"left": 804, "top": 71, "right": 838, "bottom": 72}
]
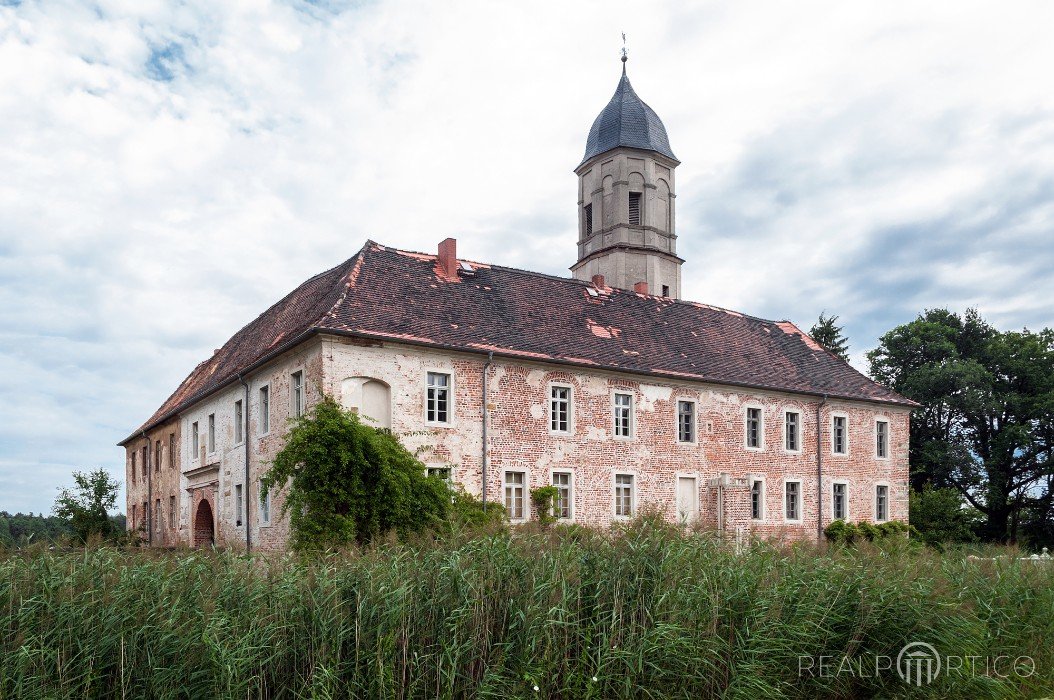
[{"left": 123, "top": 418, "right": 181, "bottom": 545}]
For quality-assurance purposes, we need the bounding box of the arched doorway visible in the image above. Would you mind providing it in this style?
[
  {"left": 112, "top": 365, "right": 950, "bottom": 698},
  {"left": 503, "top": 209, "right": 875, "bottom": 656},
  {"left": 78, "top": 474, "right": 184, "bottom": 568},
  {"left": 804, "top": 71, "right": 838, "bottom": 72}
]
[{"left": 194, "top": 499, "right": 215, "bottom": 548}]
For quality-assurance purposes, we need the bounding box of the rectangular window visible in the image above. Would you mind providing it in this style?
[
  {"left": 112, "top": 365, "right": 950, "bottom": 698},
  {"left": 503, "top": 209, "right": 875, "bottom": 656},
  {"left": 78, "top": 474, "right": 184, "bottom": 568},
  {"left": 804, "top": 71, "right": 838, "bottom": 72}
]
[
  {"left": 876, "top": 420, "right": 889, "bottom": 458},
  {"left": 169, "top": 433, "right": 176, "bottom": 469},
  {"left": 154, "top": 499, "right": 161, "bottom": 532},
  {"left": 583, "top": 203, "right": 593, "bottom": 234},
  {"left": 207, "top": 414, "right": 216, "bottom": 453},
  {"left": 142, "top": 502, "right": 148, "bottom": 529},
  {"left": 785, "top": 411, "right": 800, "bottom": 451},
  {"left": 169, "top": 496, "right": 175, "bottom": 528},
  {"left": 613, "top": 392, "right": 633, "bottom": 438},
  {"left": 426, "top": 371, "right": 451, "bottom": 423},
  {"left": 552, "top": 471, "right": 572, "bottom": 520},
  {"left": 259, "top": 386, "right": 270, "bottom": 434},
  {"left": 832, "top": 416, "right": 847, "bottom": 454},
  {"left": 550, "top": 385, "right": 571, "bottom": 433},
  {"left": 614, "top": 473, "right": 635, "bottom": 518},
  {"left": 628, "top": 191, "right": 642, "bottom": 226},
  {"left": 291, "top": 371, "right": 304, "bottom": 418},
  {"left": 427, "top": 466, "right": 451, "bottom": 481},
  {"left": 833, "top": 482, "right": 847, "bottom": 520},
  {"left": 191, "top": 422, "right": 199, "bottom": 459},
  {"left": 234, "top": 400, "right": 243, "bottom": 444},
  {"left": 876, "top": 485, "right": 889, "bottom": 522},
  {"left": 504, "top": 471, "right": 525, "bottom": 520},
  {"left": 751, "top": 479, "right": 764, "bottom": 520},
  {"left": 785, "top": 481, "right": 801, "bottom": 521},
  {"left": 142, "top": 447, "right": 148, "bottom": 480},
  {"left": 235, "top": 484, "right": 244, "bottom": 526},
  {"left": 131, "top": 504, "right": 137, "bottom": 530},
  {"left": 260, "top": 487, "right": 271, "bottom": 525},
  {"left": 746, "top": 407, "right": 762, "bottom": 449},
  {"left": 131, "top": 452, "right": 137, "bottom": 480},
  {"left": 677, "top": 400, "right": 696, "bottom": 443},
  {"left": 155, "top": 440, "right": 161, "bottom": 472}
]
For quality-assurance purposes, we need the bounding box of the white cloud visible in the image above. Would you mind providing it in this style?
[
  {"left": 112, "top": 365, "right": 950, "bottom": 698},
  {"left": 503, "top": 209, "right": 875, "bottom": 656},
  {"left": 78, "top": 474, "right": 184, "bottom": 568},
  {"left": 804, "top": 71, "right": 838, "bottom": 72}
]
[{"left": 1, "top": 0, "right": 1053, "bottom": 512}]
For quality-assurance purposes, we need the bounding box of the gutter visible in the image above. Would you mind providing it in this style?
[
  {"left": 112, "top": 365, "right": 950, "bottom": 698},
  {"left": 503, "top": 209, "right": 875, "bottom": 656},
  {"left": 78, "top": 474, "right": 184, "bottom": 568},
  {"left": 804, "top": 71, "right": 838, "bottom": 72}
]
[
  {"left": 481, "top": 352, "right": 493, "bottom": 511},
  {"left": 816, "top": 394, "right": 828, "bottom": 541},
  {"left": 238, "top": 372, "right": 251, "bottom": 554}
]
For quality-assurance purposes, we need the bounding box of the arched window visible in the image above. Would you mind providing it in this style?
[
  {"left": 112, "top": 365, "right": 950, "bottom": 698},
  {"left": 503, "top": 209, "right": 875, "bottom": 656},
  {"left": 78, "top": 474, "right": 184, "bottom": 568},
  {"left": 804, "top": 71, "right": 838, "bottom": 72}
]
[{"left": 340, "top": 377, "right": 392, "bottom": 430}]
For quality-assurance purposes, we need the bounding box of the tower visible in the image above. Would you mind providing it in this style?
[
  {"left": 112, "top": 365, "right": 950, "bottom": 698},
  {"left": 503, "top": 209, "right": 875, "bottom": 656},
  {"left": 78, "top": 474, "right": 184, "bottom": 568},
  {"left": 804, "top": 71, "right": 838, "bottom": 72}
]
[{"left": 572, "top": 56, "right": 682, "bottom": 298}]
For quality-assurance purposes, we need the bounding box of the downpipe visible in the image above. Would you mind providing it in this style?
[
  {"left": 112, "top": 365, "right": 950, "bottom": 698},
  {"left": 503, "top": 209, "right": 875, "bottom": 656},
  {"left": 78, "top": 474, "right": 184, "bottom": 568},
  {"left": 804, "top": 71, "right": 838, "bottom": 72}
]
[
  {"left": 238, "top": 372, "right": 251, "bottom": 554},
  {"left": 481, "top": 352, "right": 493, "bottom": 510},
  {"left": 816, "top": 394, "right": 828, "bottom": 541}
]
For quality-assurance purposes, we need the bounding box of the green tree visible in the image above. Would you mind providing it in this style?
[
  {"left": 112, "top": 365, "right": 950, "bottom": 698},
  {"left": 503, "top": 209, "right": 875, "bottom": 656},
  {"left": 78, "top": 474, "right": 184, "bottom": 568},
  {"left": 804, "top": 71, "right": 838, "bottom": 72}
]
[
  {"left": 869, "top": 309, "right": 1054, "bottom": 544},
  {"left": 908, "top": 485, "right": 982, "bottom": 548},
  {"left": 53, "top": 468, "right": 120, "bottom": 543},
  {"left": 809, "top": 312, "right": 850, "bottom": 361},
  {"left": 261, "top": 397, "right": 451, "bottom": 551}
]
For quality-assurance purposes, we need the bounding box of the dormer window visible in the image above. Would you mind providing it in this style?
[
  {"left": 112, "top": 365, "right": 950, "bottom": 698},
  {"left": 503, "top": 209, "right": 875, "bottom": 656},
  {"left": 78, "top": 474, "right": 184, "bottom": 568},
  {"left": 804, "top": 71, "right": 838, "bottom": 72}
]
[
  {"left": 583, "top": 203, "right": 593, "bottom": 235},
  {"left": 628, "top": 192, "right": 642, "bottom": 226}
]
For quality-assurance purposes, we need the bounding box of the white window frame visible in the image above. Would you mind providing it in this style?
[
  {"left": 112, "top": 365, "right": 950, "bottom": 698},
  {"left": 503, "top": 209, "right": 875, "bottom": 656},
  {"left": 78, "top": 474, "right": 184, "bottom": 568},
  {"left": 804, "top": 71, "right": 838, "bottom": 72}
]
[
  {"left": 548, "top": 383, "right": 573, "bottom": 435},
  {"left": 191, "top": 421, "right": 199, "bottom": 461},
  {"left": 613, "top": 471, "right": 636, "bottom": 519},
  {"left": 260, "top": 486, "right": 271, "bottom": 526},
  {"left": 750, "top": 476, "right": 766, "bottom": 521},
  {"left": 424, "top": 369, "right": 453, "bottom": 426},
  {"left": 234, "top": 399, "right": 244, "bottom": 445},
  {"left": 783, "top": 409, "right": 802, "bottom": 454},
  {"left": 744, "top": 404, "right": 764, "bottom": 451},
  {"left": 875, "top": 482, "right": 890, "bottom": 522},
  {"left": 831, "top": 413, "right": 849, "bottom": 456},
  {"left": 831, "top": 480, "right": 849, "bottom": 521},
  {"left": 783, "top": 478, "right": 803, "bottom": 523},
  {"left": 550, "top": 469, "right": 574, "bottom": 521},
  {"left": 291, "top": 370, "right": 305, "bottom": 419},
  {"left": 427, "top": 465, "right": 452, "bottom": 482},
  {"left": 207, "top": 413, "right": 216, "bottom": 454},
  {"left": 676, "top": 399, "right": 697, "bottom": 444},
  {"left": 235, "top": 483, "right": 244, "bottom": 527},
  {"left": 503, "top": 469, "right": 527, "bottom": 522},
  {"left": 875, "top": 418, "right": 890, "bottom": 459},
  {"left": 258, "top": 384, "right": 271, "bottom": 436},
  {"left": 612, "top": 390, "right": 634, "bottom": 440}
]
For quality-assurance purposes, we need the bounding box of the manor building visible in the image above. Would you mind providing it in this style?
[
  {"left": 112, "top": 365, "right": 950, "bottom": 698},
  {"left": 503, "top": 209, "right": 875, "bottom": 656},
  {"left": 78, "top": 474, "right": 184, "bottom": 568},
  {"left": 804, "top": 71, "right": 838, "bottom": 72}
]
[{"left": 120, "top": 60, "right": 912, "bottom": 549}]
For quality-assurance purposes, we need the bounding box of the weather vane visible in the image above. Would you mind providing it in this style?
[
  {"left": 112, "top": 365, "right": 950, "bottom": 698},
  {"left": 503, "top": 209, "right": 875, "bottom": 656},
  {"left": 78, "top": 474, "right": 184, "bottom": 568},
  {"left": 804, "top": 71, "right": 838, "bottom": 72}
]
[{"left": 621, "top": 32, "right": 628, "bottom": 63}]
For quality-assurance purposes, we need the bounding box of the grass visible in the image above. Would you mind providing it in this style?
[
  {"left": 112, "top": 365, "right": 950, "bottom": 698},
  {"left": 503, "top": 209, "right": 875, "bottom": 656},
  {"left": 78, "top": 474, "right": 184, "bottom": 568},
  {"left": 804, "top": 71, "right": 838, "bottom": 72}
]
[{"left": 1, "top": 519, "right": 1052, "bottom": 699}]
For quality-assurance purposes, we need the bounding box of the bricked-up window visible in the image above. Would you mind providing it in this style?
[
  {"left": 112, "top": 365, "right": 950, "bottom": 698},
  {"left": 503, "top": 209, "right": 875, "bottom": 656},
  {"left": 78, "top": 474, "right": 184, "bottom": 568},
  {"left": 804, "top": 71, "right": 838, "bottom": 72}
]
[
  {"left": 169, "top": 433, "right": 176, "bottom": 469},
  {"left": 875, "top": 485, "right": 889, "bottom": 522},
  {"left": 260, "top": 486, "right": 271, "bottom": 525},
  {"left": 785, "top": 411, "right": 800, "bottom": 451},
  {"left": 832, "top": 415, "right": 847, "bottom": 454},
  {"left": 550, "top": 385, "right": 571, "bottom": 433},
  {"left": 876, "top": 420, "right": 889, "bottom": 458},
  {"left": 677, "top": 400, "right": 695, "bottom": 443},
  {"left": 833, "top": 482, "right": 848, "bottom": 520},
  {"left": 746, "top": 407, "right": 762, "bottom": 449},
  {"left": 613, "top": 392, "right": 633, "bottom": 438},
  {"left": 291, "top": 371, "right": 304, "bottom": 418},
  {"left": 155, "top": 441, "right": 161, "bottom": 472},
  {"left": 628, "top": 191, "right": 642, "bottom": 226},
  {"left": 259, "top": 385, "right": 270, "bottom": 434},
  {"left": 614, "top": 473, "right": 635, "bottom": 517},
  {"left": 553, "top": 471, "right": 572, "bottom": 519},
  {"left": 169, "top": 496, "right": 175, "bottom": 529},
  {"left": 235, "top": 483, "right": 244, "bottom": 526},
  {"left": 234, "top": 400, "right": 243, "bottom": 444},
  {"left": 191, "top": 422, "right": 199, "bottom": 459},
  {"left": 785, "top": 481, "right": 801, "bottom": 521},
  {"left": 426, "top": 372, "right": 451, "bottom": 423},
  {"left": 504, "top": 471, "right": 525, "bottom": 520},
  {"left": 751, "top": 479, "right": 764, "bottom": 520},
  {"left": 207, "top": 414, "right": 216, "bottom": 453},
  {"left": 583, "top": 203, "right": 593, "bottom": 235}
]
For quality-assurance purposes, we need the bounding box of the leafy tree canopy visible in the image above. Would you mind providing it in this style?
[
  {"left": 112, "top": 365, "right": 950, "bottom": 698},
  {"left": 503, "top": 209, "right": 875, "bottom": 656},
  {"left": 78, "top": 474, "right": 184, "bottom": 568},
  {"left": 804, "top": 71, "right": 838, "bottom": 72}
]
[
  {"left": 53, "top": 468, "right": 121, "bottom": 543},
  {"left": 809, "top": 312, "right": 850, "bottom": 361},
  {"left": 261, "top": 397, "right": 451, "bottom": 551}
]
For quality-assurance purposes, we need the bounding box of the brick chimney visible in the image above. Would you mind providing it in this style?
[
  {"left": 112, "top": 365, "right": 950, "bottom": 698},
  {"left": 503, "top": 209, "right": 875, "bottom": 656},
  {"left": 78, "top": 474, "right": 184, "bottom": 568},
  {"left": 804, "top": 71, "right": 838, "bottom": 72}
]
[
  {"left": 591, "top": 274, "right": 606, "bottom": 288},
  {"left": 634, "top": 281, "right": 649, "bottom": 295},
  {"left": 438, "top": 238, "right": 458, "bottom": 279}
]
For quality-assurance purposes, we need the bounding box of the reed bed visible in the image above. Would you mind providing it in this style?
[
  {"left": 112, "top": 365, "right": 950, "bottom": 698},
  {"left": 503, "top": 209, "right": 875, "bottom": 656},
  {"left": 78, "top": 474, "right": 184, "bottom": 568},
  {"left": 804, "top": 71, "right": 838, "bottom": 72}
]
[{"left": 1, "top": 522, "right": 1051, "bottom": 699}]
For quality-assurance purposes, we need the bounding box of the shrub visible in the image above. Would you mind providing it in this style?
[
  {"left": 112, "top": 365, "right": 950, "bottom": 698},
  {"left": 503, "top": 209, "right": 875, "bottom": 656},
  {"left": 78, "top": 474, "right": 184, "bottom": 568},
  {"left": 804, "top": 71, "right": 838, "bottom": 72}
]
[
  {"left": 529, "top": 485, "right": 559, "bottom": 526},
  {"left": 825, "top": 519, "right": 910, "bottom": 545}
]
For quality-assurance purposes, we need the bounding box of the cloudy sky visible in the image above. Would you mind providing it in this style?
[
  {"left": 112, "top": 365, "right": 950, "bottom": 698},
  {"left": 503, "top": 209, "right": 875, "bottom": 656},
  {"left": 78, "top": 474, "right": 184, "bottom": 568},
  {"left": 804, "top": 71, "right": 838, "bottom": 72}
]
[{"left": 2, "top": 1, "right": 1053, "bottom": 514}]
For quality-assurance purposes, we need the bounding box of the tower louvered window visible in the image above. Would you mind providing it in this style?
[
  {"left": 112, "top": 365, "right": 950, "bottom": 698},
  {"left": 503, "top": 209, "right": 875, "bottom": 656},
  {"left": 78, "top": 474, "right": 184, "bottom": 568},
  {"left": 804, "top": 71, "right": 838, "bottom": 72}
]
[
  {"left": 628, "top": 192, "right": 642, "bottom": 225},
  {"left": 583, "top": 204, "right": 593, "bottom": 236}
]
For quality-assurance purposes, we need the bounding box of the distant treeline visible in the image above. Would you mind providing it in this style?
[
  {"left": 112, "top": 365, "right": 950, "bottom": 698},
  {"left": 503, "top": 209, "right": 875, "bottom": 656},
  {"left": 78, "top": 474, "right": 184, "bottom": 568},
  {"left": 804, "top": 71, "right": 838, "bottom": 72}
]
[{"left": 0, "top": 511, "right": 125, "bottom": 547}]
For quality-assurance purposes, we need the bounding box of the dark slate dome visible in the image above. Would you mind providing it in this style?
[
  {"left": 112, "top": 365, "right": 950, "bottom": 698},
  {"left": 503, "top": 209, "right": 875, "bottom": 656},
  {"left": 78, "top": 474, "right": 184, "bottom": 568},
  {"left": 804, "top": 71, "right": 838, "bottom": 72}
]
[{"left": 580, "top": 64, "right": 677, "bottom": 167}]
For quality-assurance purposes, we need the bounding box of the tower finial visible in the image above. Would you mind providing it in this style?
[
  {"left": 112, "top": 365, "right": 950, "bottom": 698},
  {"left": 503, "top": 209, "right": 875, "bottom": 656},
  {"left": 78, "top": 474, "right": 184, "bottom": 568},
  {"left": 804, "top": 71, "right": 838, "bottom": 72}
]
[{"left": 621, "top": 32, "right": 628, "bottom": 68}]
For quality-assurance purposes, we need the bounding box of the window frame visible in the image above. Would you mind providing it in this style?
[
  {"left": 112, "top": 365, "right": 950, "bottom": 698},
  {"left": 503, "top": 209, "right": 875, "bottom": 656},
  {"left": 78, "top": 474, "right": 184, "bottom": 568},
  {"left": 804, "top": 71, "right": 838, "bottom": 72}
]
[
  {"left": 583, "top": 202, "right": 593, "bottom": 235},
  {"left": 676, "top": 399, "right": 697, "bottom": 444},
  {"left": 613, "top": 471, "right": 636, "bottom": 520},
  {"left": 258, "top": 384, "right": 271, "bottom": 436},
  {"left": 831, "top": 480, "right": 849, "bottom": 521},
  {"left": 612, "top": 390, "right": 635, "bottom": 440},
  {"left": 628, "top": 191, "right": 643, "bottom": 226},
  {"left": 783, "top": 478, "right": 803, "bottom": 523},
  {"left": 290, "top": 370, "right": 305, "bottom": 419},
  {"left": 548, "top": 383, "right": 573, "bottom": 435},
  {"left": 234, "top": 399, "right": 244, "bottom": 445},
  {"left": 191, "top": 421, "right": 199, "bottom": 461},
  {"left": 503, "top": 469, "right": 527, "bottom": 522},
  {"left": 831, "top": 413, "right": 849, "bottom": 456},
  {"left": 207, "top": 413, "right": 216, "bottom": 454},
  {"left": 168, "top": 433, "right": 176, "bottom": 470},
  {"left": 235, "top": 483, "right": 244, "bottom": 527},
  {"left": 675, "top": 472, "right": 699, "bottom": 524},
  {"left": 550, "top": 469, "right": 574, "bottom": 521},
  {"left": 424, "top": 369, "right": 454, "bottom": 426},
  {"left": 875, "top": 483, "right": 890, "bottom": 522},
  {"left": 875, "top": 418, "right": 890, "bottom": 459},
  {"left": 426, "top": 465, "right": 452, "bottom": 482},
  {"left": 750, "top": 476, "right": 766, "bottom": 521},
  {"left": 783, "top": 409, "right": 802, "bottom": 454},
  {"left": 744, "top": 405, "right": 764, "bottom": 450},
  {"left": 260, "top": 485, "right": 272, "bottom": 527},
  {"left": 168, "top": 495, "right": 176, "bottom": 529}
]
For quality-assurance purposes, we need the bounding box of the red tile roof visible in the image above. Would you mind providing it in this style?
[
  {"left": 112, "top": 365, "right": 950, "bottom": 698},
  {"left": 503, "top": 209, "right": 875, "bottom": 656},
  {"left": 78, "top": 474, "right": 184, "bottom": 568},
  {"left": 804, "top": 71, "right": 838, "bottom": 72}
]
[{"left": 122, "top": 240, "right": 914, "bottom": 443}]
